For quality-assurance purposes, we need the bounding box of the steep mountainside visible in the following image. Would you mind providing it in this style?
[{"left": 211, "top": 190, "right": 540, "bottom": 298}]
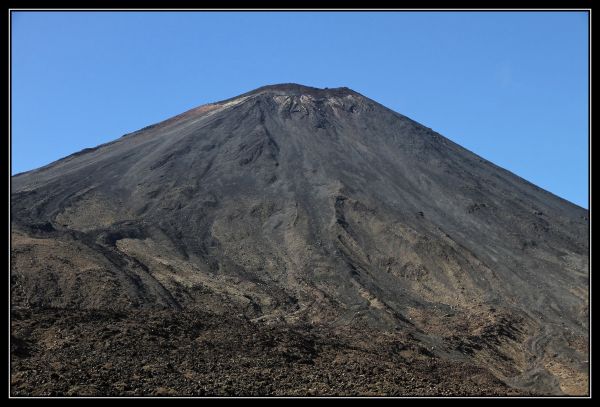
[{"left": 11, "top": 84, "right": 589, "bottom": 396}]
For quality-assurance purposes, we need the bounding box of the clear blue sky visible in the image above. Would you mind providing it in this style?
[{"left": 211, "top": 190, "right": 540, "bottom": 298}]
[{"left": 11, "top": 11, "right": 589, "bottom": 208}]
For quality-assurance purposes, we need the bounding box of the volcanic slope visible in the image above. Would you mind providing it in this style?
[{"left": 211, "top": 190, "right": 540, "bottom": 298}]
[{"left": 11, "top": 84, "right": 589, "bottom": 396}]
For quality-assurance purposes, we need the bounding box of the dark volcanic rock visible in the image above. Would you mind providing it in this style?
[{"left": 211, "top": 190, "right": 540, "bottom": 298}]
[{"left": 11, "top": 83, "right": 589, "bottom": 396}]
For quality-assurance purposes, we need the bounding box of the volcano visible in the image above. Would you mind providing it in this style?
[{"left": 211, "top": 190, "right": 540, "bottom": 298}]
[{"left": 10, "top": 84, "right": 589, "bottom": 396}]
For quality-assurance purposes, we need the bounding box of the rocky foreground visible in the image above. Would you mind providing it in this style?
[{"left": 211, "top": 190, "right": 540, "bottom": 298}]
[{"left": 11, "top": 306, "right": 534, "bottom": 397}]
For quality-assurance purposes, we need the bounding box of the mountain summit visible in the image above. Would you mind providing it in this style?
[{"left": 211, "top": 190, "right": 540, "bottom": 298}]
[{"left": 11, "top": 84, "right": 589, "bottom": 396}]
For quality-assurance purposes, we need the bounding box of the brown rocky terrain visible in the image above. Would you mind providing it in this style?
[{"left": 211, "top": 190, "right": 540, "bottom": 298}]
[
  {"left": 11, "top": 307, "right": 534, "bottom": 396},
  {"left": 10, "top": 84, "right": 589, "bottom": 396}
]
